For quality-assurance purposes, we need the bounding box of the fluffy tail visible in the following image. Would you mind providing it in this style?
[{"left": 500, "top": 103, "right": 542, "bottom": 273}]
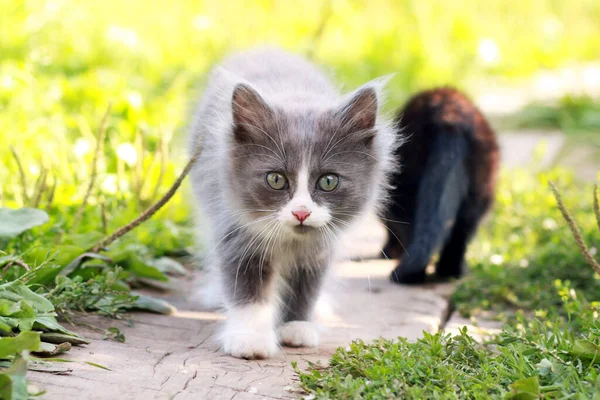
[{"left": 391, "top": 132, "right": 469, "bottom": 284}]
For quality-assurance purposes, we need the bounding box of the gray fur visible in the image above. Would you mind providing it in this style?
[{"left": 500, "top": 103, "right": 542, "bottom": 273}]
[{"left": 189, "top": 48, "right": 398, "bottom": 356}]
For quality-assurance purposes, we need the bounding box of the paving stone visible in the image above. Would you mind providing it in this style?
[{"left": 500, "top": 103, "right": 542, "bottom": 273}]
[{"left": 29, "top": 259, "right": 450, "bottom": 399}]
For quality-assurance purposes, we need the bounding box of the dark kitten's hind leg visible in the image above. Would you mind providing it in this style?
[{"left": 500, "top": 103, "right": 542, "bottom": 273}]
[
  {"left": 386, "top": 222, "right": 428, "bottom": 284},
  {"left": 390, "top": 248, "right": 428, "bottom": 285},
  {"left": 435, "top": 231, "right": 468, "bottom": 279},
  {"left": 382, "top": 238, "right": 401, "bottom": 259},
  {"left": 279, "top": 264, "right": 325, "bottom": 347},
  {"left": 435, "top": 200, "right": 489, "bottom": 279},
  {"left": 381, "top": 220, "right": 411, "bottom": 260},
  {"left": 382, "top": 225, "right": 409, "bottom": 260},
  {"left": 388, "top": 218, "right": 427, "bottom": 284}
]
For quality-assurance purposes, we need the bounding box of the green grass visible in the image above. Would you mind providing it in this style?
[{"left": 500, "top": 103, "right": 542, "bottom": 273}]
[
  {"left": 454, "top": 169, "right": 600, "bottom": 322},
  {"left": 2, "top": 1, "right": 600, "bottom": 397},
  {"left": 296, "top": 323, "right": 600, "bottom": 399},
  {"left": 512, "top": 96, "right": 600, "bottom": 134},
  {"left": 296, "top": 170, "right": 600, "bottom": 398}
]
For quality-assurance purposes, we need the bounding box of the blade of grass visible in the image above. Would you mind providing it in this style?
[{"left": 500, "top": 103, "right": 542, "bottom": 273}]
[
  {"left": 45, "top": 176, "right": 57, "bottom": 209},
  {"left": 594, "top": 184, "right": 599, "bottom": 233},
  {"left": 550, "top": 181, "right": 600, "bottom": 275},
  {"left": 10, "top": 146, "right": 29, "bottom": 206},
  {"left": 133, "top": 128, "right": 146, "bottom": 201},
  {"left": 72, "top": 103, "right": 111, "bottom": 232},
  {"left": 31, "top": 166, "right": 48, "bottom": 208},
  {"left": 31, "top": 357, "right": 111, "bottom": 371},
  {"left": 100, "top": 197, "right": 108, "bottom": 234},
  {"left": 150, "top": 130, "right": 170, "bottom": 202},
  {"left": 84, "top": 361, "right": 111, "bottom": 371}
]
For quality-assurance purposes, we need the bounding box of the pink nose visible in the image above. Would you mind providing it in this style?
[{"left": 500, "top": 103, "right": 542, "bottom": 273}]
[{"left": 292, "top": 209, "right": 311, "bottom": 223}]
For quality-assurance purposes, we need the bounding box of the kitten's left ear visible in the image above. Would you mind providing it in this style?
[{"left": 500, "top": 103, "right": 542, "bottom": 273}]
[
  {"left": 231, "top": 83, "right": 274, "bottom": 128},
  {"left": 337, "top": 86, "right": 379, "bottom": 132}
]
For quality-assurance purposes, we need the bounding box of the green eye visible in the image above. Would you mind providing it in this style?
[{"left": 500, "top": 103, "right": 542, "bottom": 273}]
[
  {"left": 317, "top": 174, "right": 340, "bottom": 192},
  {"left": 266, "top": 172, "right": 288, "bottom": 190}
]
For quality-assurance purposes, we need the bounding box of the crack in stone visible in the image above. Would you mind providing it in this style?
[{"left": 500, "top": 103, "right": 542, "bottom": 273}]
[
  {"left": 187, "top": 335, "right": 209, "bottom": 350},
  {"left": 205, "top": 374, "right": 219, "bottom": 398},
  {"left": 172, "top": 370, "right": 198, "bottom": 399},
  {"left": 244, "top": 375, "right": 269, "bottom": 391},
  {"left": 152, "top": 351, "right": 173, "bottom": 377},
  {"left": 182, "top": 355, "right": 192, "bottom": 367},
  {"left": 182, "top": 370, "right": 198, "bottom": 391},
  {"left": 160, "top": 375, "right": 171, "bottom": 388}
]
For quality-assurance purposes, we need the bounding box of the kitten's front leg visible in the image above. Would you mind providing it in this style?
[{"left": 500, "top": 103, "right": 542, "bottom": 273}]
[
  {"left": 279, "top": 264, "right": 326, "bottom": 348},
  {"left": 221, "top": 256, "right": 278, "bottom": 359}
]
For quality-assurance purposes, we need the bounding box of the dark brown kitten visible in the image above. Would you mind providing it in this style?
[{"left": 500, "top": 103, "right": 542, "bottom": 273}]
[{"left": 383, "top": 87, "right": 500, "bottom": 284}]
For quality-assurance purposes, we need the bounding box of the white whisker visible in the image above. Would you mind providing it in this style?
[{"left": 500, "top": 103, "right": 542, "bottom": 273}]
[{"left": 203, "top": 213, "right": 276, "bottom": 262}]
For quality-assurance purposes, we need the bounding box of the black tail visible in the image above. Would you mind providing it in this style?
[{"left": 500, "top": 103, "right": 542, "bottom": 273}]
[{"left": 391, "top": 132, "right": 469, "bottom": 284}]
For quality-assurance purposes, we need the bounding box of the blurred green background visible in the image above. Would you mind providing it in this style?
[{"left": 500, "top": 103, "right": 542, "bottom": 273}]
[
  {"left": 1, "top": 0, "right": 600, "bottom": 226},
  {"left": 0, "top": 0, "right": 600, "bottom": 206}
]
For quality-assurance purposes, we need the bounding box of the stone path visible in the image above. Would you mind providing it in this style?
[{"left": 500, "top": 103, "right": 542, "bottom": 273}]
[
  {"left": 28, "top": 131, "right": 568, "bottom": 399},
  {"left": 29, "top": 212, "right": 457, "bottom": 400},
  {"left": 28, "top": 231, "right": 453, "bottom": 399},
  {"left": 498, "top": 131, "right": 564, "bottom": 169}
]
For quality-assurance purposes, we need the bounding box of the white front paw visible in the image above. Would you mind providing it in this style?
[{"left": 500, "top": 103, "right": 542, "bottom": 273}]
[
  {"left": 222, "top": 329, "right": 278, "bottom": 359},
  {"left": 278, "top": 321, "right": 319, "bottom": 348}
]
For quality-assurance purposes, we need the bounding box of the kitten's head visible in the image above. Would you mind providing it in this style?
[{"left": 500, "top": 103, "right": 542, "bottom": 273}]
[{"left": 227, "top": 82, "right": 394, "bottom": 241}]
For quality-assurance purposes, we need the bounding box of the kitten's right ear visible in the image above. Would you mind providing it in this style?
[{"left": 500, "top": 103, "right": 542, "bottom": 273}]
[
  {"left": 231, "top": 83, "right": 274, "bottom": 142},
  {"left": 336, "top": 87, "right": 379, "bottom": 133}
]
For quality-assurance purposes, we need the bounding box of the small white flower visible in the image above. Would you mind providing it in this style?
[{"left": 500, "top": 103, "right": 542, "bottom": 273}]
[
  {"left": 117, "top": 143, "right": 137, "bottom": 167},
  {"left": 106, "top": 26, "right": 138, "bottom": 47},
  {"left": 478, "top": 38, "right": 500, "bottom": 65},
  {"left": 127, "top": 91, "right": 143, "bottom": 109},
  {"left": 490, "top": 254, "right": 504, "bottom": 265},
  {"left": 73, "top": 138, "right": 91, "bottom": 158},
  {"left": 519, "top": 259, "right": 529, "bottom": 268},
  {"left": 590, "top": 247, "right": 597, "bottom": 256},
  {"left": 101, "top": 175, "right": 118, "bottom": 195},
  {"left": 1, "top": 76, "right": 14, "bottom": 89},
  {"left": 542, "top": 218, "right": 558, "bottom": 230},
  {"left": 29, "top": 165, "right": 40, "bottom": 175}
]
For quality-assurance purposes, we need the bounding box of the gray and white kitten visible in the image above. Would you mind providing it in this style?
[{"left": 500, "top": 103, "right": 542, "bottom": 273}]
[{"left": 189, "top": 48, "right": 397, "bottom": 359}]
